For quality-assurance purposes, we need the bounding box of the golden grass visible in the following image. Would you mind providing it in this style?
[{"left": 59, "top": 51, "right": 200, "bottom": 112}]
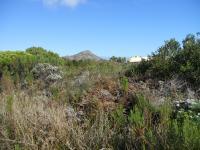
[{"left": 0, "top": 91, "right": 114, "bottom": 150}]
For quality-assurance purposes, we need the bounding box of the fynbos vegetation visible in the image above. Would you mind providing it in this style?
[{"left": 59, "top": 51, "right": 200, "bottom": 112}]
[{"left": 0, "top": 34, "right": 200, "bottom": 149}]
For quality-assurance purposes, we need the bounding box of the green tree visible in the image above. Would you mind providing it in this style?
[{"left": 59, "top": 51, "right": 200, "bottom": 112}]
[
  {"left": 153, "top": 38, "right": 181, "bottom": 60},
  {"left": 173, "top": 34, "right": 200, "bottom": 87},
  {"left": 149, "top": 39, "right": 181, "bottom": 79},
  {"left": 110, "top": 56, "right": 126, "bottom": 63}
]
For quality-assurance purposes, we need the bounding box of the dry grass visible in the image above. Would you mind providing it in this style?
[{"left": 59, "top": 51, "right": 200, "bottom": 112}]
[{"left": 0, "top": 90, "right": 114, "bottom": 150}]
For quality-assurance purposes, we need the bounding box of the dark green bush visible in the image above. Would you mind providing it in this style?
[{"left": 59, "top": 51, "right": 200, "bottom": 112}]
[
  {"left": 110, "top": 56, "right": 127, "bottom": 63},
  {"left": 125, "top": 33, "right": 200, "bottom": 88}
]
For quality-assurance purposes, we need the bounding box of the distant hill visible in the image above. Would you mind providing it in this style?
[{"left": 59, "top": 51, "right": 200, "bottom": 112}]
[{"left": 64, "top": 50, "right": 102, "bottom": 61}]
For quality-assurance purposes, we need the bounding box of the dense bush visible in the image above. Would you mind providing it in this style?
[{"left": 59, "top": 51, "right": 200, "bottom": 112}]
[
  {"left": 110, "top": 56, "right": 127, "bottom": 63},
  {"left": 0, "top": 47, "right": 65, "bottom": 87},
  {"left": 125, "top": 60, "right": 152, "bottom": 78},
  {"left": 172, "top": 34, "right": 200, "bottom": 87},
  {"left": 0, "top": 51, "right": 36, "bottom": 83},
  {"left": 26, "top": 47, "right": 65, "bottom": 65},
  {"left": 125, "top": 33, "right": 200, "bottom": 88}
]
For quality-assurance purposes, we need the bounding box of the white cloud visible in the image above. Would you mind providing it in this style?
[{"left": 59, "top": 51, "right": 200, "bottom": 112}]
[{"left": 42, "top": 0, "right": 87, "bottom": 8}]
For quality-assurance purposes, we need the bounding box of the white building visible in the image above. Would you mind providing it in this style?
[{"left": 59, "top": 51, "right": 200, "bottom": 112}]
[{"left": 128, "top": 56, "right": 149, "bottom": 63}]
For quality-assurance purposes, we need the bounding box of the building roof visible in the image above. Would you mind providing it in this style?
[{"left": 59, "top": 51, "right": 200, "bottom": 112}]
[{"left": 128, "top": 56, "right": 148, "bottom": 63}]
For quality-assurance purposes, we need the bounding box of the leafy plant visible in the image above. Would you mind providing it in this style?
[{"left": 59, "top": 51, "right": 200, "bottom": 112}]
[
  {"left": 128, "top": 107, "right": 144, "bottom": 127},
  {"left": 120, "top": 76, "right": 129, "bottom": 95}
]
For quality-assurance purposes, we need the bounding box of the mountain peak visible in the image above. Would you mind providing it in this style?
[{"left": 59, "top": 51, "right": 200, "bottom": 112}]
[
  {"left": 80, "top": 50, "right": 92, "bottom": 53},
  {"left": 64, "top": 50, "right": 102, "bottom": 61}
]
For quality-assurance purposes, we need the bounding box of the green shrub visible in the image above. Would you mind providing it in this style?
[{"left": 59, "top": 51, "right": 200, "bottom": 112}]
[
  {"left": 124, "top": 64, "right": 137, "bottom": 77},
  {"left": 120, "top": 76, "right": 129, "bottom": 95},
  {"left": 112, "top": 105, "right": 127, "bottom": 129},
  {"left": 0, "top": 51, "right": 36, "bottom": 85},
  {"left": 128, "top": 107, "right": 144, "bottom": 127},
  {"left": 125, "top": 33, "right": 200, "bottom": 89},
  {"left": 26, "top": 47, "right": 65, "bottom": 65},
  {"left": 110, "top": 56, "right": 127, "bottom": 63}
]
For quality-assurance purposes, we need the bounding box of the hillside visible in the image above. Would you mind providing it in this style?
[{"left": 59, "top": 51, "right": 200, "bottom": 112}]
[{"left": 64, "top": 50, "right": 102, "bottom": 61}]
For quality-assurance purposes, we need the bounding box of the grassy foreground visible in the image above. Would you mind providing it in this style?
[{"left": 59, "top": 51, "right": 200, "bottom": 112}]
[{"left": 0, "top": 33, "right": 200, "bottom": 149}]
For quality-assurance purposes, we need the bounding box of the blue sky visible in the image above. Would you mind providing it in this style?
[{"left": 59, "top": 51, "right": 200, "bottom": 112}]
[{"left": 0, "top": 0, "right": 200, "bottom": 57}]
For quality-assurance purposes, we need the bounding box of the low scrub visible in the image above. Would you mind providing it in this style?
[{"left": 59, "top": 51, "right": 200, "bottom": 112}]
[{"left": 0, "top": 91, "right": 199, "bottom": 149}]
